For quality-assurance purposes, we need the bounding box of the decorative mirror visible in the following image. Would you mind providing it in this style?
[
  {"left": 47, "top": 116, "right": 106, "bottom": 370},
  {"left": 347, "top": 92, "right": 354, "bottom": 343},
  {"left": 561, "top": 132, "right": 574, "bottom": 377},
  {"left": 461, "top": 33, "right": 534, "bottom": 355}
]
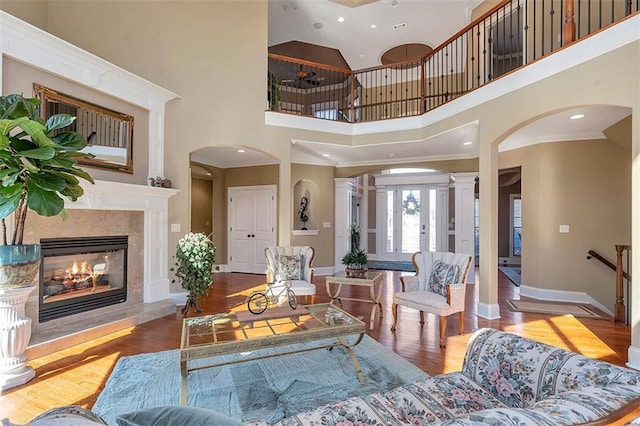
[{"left": 33, "top": 83, "right": 134, "bottom": 174}]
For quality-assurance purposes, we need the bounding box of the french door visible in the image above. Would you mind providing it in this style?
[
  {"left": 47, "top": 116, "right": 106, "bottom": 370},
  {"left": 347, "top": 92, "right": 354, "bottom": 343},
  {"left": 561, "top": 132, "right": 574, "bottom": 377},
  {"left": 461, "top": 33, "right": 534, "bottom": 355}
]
[
  {"left": 380, "top": 186, "right": 438, "bottom": 261},
  {"left": 228, "top": 185, "right": 276, "bottom": 273}
]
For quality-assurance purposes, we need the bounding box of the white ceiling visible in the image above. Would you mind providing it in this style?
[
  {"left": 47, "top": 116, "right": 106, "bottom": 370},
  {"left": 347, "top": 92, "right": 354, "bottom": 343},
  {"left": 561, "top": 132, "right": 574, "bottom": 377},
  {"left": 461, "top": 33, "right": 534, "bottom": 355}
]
[{"left": 191, "top": 0, "right": 632, "bottom": 170}]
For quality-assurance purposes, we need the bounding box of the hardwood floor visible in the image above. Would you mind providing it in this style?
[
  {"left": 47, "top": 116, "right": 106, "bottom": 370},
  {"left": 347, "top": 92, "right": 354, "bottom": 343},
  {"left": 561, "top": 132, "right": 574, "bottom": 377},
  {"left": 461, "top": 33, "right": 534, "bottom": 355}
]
[{"left": 0, "top": 269, "right": 630, "bottom": 423}]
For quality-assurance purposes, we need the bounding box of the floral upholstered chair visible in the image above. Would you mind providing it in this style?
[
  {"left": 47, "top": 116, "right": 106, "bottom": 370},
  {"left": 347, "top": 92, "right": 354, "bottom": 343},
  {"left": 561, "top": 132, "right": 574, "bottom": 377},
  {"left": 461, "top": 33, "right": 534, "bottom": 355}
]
[
  {"left": 391, "top": 251, "right": 473, "bottom": 347},
  {"left": 264, "top": 246, "right": 316, "bottom": 304}
]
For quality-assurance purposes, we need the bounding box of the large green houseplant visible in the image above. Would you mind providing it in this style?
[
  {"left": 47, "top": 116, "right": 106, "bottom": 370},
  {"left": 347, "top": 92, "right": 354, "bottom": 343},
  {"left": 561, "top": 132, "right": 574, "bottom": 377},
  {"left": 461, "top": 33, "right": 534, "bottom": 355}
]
[
  {"left": 171, "top": 232, "right": 219, "bottom": 315},
  {"left": 341, "top": 224, "right": 368, "bottom": 277},
  {"left": 0, "top": 93, "right": 95, "bottom": 287}
]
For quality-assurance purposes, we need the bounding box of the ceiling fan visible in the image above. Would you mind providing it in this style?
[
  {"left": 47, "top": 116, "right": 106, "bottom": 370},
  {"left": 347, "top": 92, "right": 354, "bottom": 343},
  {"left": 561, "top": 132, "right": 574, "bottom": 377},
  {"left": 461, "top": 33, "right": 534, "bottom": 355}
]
[{"left": 282, "top": 65, "right": 323, "bottom": 86}]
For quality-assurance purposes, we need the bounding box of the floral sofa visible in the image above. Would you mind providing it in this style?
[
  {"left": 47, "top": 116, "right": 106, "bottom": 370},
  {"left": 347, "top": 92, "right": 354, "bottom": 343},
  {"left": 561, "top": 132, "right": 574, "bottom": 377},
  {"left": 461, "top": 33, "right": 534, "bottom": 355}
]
[{"left": 270, "top": 328, "right": 640, "bottom": 425}]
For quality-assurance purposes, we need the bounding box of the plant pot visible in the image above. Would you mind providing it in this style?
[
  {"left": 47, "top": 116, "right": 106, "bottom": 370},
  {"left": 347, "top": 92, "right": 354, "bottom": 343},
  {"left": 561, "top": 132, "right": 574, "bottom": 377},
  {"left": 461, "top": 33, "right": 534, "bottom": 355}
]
[
  {"left": 0, "top": 245, "right": 41, "bottom": 289},
  {"left": 345, "top": 267, "right": 368, "bottom": 278}
]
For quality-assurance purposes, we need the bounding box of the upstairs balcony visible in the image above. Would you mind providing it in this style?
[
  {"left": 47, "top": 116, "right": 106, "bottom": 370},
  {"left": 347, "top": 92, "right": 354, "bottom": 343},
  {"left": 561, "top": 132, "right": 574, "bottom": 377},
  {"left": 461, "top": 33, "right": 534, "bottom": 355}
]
[{"left": 267, "top": 0, "right": 639, "bottom": 124}]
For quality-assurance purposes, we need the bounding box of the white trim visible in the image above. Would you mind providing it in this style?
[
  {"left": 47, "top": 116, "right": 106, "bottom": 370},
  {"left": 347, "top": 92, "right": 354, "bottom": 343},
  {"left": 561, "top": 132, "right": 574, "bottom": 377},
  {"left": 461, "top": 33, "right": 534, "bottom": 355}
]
[
  {"left": 313, "top": 266, "right": 336, "bottom": 277},
  {"left": 477, "top": 302, "right": 501, "bottom": 319},
  {"left": 374, "top": 173, "right": 451, "bottom": 186},
  {"left": 509, "top": 194, "right": 522, "bottom": 258},
  {"left": 292, "top": 230, "right": 320, "bottom": 236},
  {"left": 519, "top": 285, "right": 612, "bottom": 316},
  {"left": 0, "top": 11, "right": 180, "bottom": 178},
  {"left": 627, "top": 345, "right": 640, "bottom": 371},
  {"left": 169, "top": 292, "right": 188, "bottom": 307}
]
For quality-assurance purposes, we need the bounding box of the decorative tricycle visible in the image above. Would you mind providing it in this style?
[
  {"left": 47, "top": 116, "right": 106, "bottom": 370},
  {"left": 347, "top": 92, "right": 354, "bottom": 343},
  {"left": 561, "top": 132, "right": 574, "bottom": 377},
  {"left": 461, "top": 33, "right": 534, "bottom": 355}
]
[{"left": 246, "top": 280, "right": 297, "bottom": 314}]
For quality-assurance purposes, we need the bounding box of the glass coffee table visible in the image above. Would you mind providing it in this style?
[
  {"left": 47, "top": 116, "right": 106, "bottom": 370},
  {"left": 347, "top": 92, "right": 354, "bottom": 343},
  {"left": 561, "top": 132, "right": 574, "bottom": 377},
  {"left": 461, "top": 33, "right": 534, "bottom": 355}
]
[{"left": 179, "top": 303, "right": 366, "bottom": 405}]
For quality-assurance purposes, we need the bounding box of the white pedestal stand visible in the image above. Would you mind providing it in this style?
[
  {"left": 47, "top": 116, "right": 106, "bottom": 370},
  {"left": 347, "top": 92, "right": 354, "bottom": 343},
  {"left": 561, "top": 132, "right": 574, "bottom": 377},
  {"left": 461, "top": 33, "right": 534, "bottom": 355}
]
[{"left": 0, "top": 285, "right": 36, "bottom": 391}]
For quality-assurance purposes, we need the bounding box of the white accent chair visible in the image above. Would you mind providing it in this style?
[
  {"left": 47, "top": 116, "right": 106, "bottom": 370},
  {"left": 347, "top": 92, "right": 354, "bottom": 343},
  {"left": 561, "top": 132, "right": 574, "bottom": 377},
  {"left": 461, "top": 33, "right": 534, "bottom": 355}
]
[
  {"left": 264, "top": 246, "right": 316, "bottom": 304},
  {"left": 391, "top": 251, "right": 473, "bottom": 348}
]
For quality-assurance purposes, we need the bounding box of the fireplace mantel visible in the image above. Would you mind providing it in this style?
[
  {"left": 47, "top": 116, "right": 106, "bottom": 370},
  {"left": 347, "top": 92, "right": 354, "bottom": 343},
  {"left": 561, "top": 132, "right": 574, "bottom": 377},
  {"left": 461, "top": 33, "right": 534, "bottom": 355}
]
[{"left": 65, "top": 180, "right": 179, "bottom": 304}]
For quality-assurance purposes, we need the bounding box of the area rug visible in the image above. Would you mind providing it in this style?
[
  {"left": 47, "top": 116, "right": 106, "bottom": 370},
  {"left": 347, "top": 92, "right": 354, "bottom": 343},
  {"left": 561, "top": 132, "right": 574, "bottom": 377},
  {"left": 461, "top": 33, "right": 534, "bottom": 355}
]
[
  {"left": 92, "top": 335, "right": 428, "bottom": 425},
  {"left": 504, "top": 298, "right": 602, "bottom": 319},
  {"left": 368, "top": 260, "right": 415, "bottom": 272},
  {"left": 499, "top": 266, "right": 521, "bottom": 286}
]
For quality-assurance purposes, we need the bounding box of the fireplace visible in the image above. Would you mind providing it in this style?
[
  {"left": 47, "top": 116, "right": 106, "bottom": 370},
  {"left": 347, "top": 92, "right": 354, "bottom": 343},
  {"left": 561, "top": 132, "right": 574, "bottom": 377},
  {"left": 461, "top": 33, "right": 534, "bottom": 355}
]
[{"left": 39, "top": 236, "right": 128, "bottom": 322}]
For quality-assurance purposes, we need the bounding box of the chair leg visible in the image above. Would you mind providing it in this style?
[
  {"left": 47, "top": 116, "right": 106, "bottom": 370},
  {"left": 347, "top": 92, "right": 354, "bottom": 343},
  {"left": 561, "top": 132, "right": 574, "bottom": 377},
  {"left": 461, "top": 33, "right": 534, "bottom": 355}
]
[
  {"left": 419, "top": 311, "right": 425, "bottom": 325},
  {"left": 439, "top": 316, "right": 447, "bottom": 348},
  {"left": 310, "top": 295, "right": 316, "bottom": 304},
  {"left": 390, "top": 303, "right": 398, "bottom": 331},
  {"left": 458, "top": 311, "right": 464, "bottom": 335}
]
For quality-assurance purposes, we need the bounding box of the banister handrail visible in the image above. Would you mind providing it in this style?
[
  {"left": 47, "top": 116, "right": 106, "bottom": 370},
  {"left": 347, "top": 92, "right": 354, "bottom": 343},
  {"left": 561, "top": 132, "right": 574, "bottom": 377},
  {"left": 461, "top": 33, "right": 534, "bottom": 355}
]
[
  {"left": 268, "top": 1, "right": 640, "bottom": 122},
  {"left": 586, "top": 249, "right": 630, "bottom": 281}
]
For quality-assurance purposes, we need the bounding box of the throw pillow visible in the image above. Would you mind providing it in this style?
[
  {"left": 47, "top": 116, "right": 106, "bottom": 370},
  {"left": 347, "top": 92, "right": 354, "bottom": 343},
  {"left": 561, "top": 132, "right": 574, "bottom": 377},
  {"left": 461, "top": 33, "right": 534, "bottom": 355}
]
[
  {"left": 275, "top": 254, "right": 302, "bottom": 281},
  {"left": 428, "top": 261, "right": 461, "bottom": 297},
  {"left": 115, "top": 406, "right": 243, "bottom": 426}
]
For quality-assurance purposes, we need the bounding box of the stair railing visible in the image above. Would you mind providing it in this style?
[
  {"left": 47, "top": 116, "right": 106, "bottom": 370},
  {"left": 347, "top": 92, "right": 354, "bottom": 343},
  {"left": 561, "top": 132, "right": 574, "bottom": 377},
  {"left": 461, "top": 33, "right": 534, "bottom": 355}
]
[{"left": 586, "top": 247, "right": 631, "bottom": 323}]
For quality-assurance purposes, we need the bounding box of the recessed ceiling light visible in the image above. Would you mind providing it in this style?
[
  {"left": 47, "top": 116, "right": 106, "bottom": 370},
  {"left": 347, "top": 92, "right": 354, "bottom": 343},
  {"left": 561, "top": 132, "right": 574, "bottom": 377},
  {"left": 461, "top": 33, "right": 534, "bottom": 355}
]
[
  {"left": 462, "top": 141, "right": 472, "bottom": 146},
  {"left": 370, "top": 24, "right": 377, "bottom": 29},
  {"left": 338, "top": 16, "right": 344, "bottom": 23},
  {"left": 322, "top": 153, "right": 330, "bottom": 157},
  {"left": 313, "top": 22, "right": 324, "bottom": 29},
  {"left": 569, "top": 114, "right": 585, "bottom": 120},
  {"left": 206, "top": 172, "right": 212, "bottom": 176},
  {"left": 237, "top": 149, "right": 246, "bottom": 153}
]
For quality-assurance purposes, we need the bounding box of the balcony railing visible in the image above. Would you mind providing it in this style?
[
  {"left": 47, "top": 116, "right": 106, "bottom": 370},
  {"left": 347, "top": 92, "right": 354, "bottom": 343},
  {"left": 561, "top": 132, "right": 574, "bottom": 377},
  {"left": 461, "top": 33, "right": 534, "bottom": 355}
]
[{"left": 268, "top": 0, "right": 639, "bottom": 123}]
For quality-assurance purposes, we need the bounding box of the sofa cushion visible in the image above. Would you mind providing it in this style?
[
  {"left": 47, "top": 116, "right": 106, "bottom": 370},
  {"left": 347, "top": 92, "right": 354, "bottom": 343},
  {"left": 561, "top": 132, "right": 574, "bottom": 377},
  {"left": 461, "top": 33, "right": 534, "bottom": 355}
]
[
  {"left": 437, "top": 407, "right": 560, "bottom": 425},
  {"left": 115, "top": 406, "right": 243, "bottom": 426},
  {"left": 1, "top": 406, "right": 107, "bottom": 426},
  {"left": 275, "top": 393, "right": 406, "bottom": 426},
  {"left": 385, "top": 373, "right": 508, "bottom": 423},
  {"left": 528, "top": 385, "right": 640, "bottom": 425},
  {"left": 428, "top": 261, "right": 460, "bottom": 296}
]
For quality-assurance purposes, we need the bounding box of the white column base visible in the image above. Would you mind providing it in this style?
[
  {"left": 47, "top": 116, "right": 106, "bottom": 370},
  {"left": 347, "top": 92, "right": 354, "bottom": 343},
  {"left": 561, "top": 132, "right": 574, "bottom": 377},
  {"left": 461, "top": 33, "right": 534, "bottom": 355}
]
[
  {"left": 627, "top": 345, "right": 640, "bottom": 371},
  {"left": 0, "top": 365, "right": 35, "bottom": 392},
  {"left": 477, "top": 302, "right": 501, "bottom": 319}
]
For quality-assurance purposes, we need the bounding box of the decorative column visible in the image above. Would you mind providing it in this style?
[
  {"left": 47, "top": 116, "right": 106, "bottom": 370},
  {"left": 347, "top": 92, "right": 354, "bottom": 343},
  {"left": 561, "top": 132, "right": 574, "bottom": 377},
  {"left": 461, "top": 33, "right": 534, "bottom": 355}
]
[
  {"left": 453, "top": 173, "right": 478, "bottom": 284},
  {"left": 0, "top": 285, "right": 37, "bottom": 391}
]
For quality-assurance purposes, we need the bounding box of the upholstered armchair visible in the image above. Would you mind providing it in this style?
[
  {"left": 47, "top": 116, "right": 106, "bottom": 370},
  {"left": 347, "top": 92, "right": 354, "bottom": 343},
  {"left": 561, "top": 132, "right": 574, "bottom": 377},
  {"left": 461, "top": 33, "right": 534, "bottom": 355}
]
[
  {"left": 391, "top": 251, "right": 473, "bottom": 347},
  {"left": 264, "top": 246, "right": 316, "bottom": 304}
]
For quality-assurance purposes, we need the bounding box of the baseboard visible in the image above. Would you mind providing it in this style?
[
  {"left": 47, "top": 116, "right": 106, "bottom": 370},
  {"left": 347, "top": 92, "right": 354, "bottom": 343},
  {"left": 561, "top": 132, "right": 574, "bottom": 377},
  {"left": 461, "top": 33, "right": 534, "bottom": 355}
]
[
  {"left": 627, "top": 345, "right": 640, "bottom": 371},
  {"left": 519, "top": 285, "right": 612, "bottom": 316},
  {"left": 215, "top": 264, "right": 230, "bottom": 272},
  {"left": 477, "top": 302, "right": 501, "bottom": 319},
  {"left": 499, "top": 257, "right": 521, "bottom": 265},
  {"left": 314, "top": 266, "right": 337, "bottom": 276}
]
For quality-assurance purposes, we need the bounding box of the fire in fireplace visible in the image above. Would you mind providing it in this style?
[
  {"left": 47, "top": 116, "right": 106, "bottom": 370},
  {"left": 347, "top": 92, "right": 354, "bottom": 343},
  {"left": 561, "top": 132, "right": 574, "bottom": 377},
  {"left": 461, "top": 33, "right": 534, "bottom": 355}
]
[{"left": 39, "top": 236, "right": 128, "bottom": 322}]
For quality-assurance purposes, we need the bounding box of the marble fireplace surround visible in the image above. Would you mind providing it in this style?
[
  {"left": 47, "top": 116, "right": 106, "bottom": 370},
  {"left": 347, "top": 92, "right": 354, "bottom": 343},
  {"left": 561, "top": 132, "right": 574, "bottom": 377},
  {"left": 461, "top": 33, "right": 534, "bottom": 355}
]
[{"left": 24, "top": 180, "right": 179, "bottom": 359}]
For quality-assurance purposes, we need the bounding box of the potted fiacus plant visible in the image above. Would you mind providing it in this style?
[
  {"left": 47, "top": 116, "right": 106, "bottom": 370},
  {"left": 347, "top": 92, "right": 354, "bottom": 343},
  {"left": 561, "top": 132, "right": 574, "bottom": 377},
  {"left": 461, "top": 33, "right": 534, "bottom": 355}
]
[
  {"left": 0, "top": 93, "right": 94, "bottom": 390},
  {"left": 171, "top": 232, "right": 219, "bottom": 315},
  {"left": 0, "top": 93, "right": 95, "bottom": 286},
  {"left": 342, "top": 224, "right": 368, "bottom": 277}
]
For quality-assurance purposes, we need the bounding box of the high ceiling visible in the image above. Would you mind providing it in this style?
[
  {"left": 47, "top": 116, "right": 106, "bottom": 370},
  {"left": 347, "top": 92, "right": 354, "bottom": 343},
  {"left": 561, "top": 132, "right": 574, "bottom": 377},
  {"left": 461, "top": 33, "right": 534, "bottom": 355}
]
[{"left": 191, "top": 0, "right": 631, "bottom": 172}]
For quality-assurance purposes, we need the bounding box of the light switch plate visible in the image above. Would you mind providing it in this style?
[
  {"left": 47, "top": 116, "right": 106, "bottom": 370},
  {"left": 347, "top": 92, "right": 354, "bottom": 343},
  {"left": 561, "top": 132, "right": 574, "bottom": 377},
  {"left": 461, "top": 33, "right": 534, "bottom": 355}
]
[
  {"left": 323, "top": 222, "right": 331, "bottom": 228},
  {"left": 559, "top": 225, "right": 570, "bottom": 233},
  {"left": 171, "top": 223, "right": 181, "bottom": 233}
]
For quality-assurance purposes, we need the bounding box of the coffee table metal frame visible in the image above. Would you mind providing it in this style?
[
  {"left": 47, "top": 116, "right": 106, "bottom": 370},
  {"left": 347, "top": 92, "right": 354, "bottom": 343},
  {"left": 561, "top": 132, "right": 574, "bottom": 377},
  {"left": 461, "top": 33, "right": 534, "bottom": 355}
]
[
  {"left": 179, "top": 303, "right": 366, "bottom": 405},
  {"left": 325, "top": 270, "right": 384, "bottom": 331}
]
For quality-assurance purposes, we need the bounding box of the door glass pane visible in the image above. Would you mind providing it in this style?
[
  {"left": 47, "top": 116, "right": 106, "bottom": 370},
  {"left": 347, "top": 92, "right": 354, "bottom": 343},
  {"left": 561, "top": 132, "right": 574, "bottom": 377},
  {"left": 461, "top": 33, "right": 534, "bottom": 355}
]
[
  {"left": 475, "top": 198, "right": 480, "bottom": 258},
  {"left": 386, "top": 190, "right": 394, "bottom": 253},
  {"left": 512, "top": 198, "right": 522, "bottom": 256},
  {"left": 401, "top": 190, "right": 421, "bottom": 254},
  {"left": 429, "top": 189, "right": 436, "bottom": 251}
]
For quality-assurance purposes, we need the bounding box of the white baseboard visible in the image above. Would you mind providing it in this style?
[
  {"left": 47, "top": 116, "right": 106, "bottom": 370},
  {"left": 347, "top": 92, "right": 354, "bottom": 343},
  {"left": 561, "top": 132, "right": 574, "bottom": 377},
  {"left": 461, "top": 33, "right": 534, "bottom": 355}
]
[
  {"left": 519, "top": 285, "right": 612, "bottom": 316},
  {"left": 169, "top": 291, "right": 188, "bottom": 306},
  {"left": 627, "top": 345, "right": 640, "bottom": 371},
  {"left": 215, "top": 264, "right": 230, "bottom": 272},
  {"left": 314, "top": 266, "right": 338, "bottom": 276},
  {"left": 477, "top": 302, "right": 501, "bottom": 319}
]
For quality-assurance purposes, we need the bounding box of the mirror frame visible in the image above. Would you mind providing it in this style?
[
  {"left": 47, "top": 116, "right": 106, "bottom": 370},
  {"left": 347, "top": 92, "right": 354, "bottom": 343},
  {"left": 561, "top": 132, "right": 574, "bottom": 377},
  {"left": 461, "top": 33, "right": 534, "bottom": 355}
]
[{"left": 33, "top": 83, "right": 134, "bottom": 174}]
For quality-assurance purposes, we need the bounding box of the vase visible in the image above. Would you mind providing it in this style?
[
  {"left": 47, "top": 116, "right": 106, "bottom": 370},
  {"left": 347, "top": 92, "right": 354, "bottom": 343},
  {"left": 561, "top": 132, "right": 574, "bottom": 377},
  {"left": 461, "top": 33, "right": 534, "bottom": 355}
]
[
  {"left": 0, "top": 244, "right": 41, "bottom": 390},
  {"left": 345, "top": 267, "right": 368, "bottom": 278}
]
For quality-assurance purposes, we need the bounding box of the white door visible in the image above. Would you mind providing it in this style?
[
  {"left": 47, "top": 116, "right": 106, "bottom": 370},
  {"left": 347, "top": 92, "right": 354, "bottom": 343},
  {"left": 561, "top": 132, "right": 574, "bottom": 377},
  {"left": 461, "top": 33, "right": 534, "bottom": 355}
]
[
  {"left": 228, "top": 185, "right": 276, "bottom": 273},
  {"left": 380, "top": 186, "right": 440, "bottom": 261}
]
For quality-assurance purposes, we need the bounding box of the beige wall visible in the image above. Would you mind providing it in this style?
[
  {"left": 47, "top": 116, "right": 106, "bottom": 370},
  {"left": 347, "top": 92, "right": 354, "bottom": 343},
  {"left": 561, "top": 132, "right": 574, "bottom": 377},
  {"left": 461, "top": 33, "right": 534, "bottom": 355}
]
[
  {"left": 2, "top": 58, "right": 150, "bottom": 185},
  {"left": 498, "top": 179, "right": 521, "bottom": 258},
  {"left": 499, "top": 126, "right": 631, "bottom": 308},
  {"left": 191, "top": 177, "right": 213, "bottom": 237},
  {"left": 0, "top": 0, "right": 46, "bottom": 29}
]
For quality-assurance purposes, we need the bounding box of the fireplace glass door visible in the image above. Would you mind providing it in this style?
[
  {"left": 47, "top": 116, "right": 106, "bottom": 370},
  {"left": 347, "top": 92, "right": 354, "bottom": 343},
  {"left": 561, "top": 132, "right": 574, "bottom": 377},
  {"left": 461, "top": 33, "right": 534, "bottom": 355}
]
[{"left": 39, "top": 236, "right": 128, "bottom": 322}]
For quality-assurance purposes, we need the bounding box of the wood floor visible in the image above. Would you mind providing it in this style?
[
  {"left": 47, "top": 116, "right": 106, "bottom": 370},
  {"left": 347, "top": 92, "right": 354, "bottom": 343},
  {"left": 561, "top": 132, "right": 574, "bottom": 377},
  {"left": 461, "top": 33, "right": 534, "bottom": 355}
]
[{"left": 0, "top": 269, "right": 630, "bottom": 423}]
